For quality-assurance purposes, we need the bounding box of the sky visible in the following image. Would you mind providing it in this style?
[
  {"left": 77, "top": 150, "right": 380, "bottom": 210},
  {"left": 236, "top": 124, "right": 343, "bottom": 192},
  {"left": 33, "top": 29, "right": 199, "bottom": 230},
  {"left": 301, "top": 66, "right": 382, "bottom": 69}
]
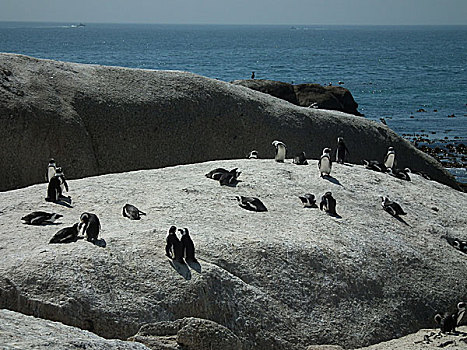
[{"left": 1, "top": 0, "right": 466, "bottom": 25}]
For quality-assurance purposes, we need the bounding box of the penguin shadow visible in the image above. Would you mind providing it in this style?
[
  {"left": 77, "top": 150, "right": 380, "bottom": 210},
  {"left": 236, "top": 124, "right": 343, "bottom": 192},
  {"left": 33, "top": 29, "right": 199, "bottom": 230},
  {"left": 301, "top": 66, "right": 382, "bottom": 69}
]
[
  {"left": 221, "top": 179, "right": 242, "bottom": 188},
  {"left": 322, "top": 175, "right": 343, "bottom": 187},
  {"left": 391, "top": 215, "right": 410, "bottom": 227},
  {"left": 169, "top": 259, "right": 192, "bottom": 280},
  {"left": 327, "top": 212, "right": 342, "bottom": 219},
  {"left": 186, "top": 259, "right": 202, "bottom": 273},
  {"left": 88, "top": 238, "right": 107, "bottom": 248},
  {"left": 54, "top": 196, "right": 73, "bottom": 208}
]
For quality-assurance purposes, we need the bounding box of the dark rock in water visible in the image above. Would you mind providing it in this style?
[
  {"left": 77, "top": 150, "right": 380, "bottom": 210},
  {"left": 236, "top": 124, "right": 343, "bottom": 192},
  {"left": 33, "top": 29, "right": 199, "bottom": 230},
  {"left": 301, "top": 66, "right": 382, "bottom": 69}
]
[
  {"left": 0, "top": 53, "right": 458, "bottom": 191},
  {"left": 231, "top": 79, "right": 363, "bottom": 116}
]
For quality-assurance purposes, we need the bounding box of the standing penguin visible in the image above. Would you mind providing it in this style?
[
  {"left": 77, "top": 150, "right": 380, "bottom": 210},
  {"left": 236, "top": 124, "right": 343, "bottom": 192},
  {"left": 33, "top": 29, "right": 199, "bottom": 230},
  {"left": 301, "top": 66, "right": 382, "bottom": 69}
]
[
  {"left": 272, "top": 140, "right": 287, "bottom": 162},
  {"left": 122, "top": 204, "right": 146, "bottom": 220},
  {"left": 318, "top": 148, "right": 332, "bottom": 177},
  {"left": 45, "top": 175, "right": 62, "bottom": 202},
  {"left": 384, "top": 147, "right": 396, "bottom": 169},
  {"left": 457, "top": 302, "right": 466, "bottom": 326},
  {"left": 320, "top": 192, "right": 338, "bottom": 216},
  {"left": 45, "top": 158, "right": 57, "bottom": 182},
  {"left": 166, "top": 226, "right": 185, "bottom": 264},
  {"left": 336, "top": 137, "right": 350, "bottom": 164},
  {"left": 434, "top": 312, "right": 457, "bottom": 333},
  {"left": 180, "top": 228, "right": 198, "bottom": 263},
  {"left": 79, "top": 212, "right": 101, "bottom": 242},
  {"left": 54, "top": 167, "right": 69, "bottom": 196}
]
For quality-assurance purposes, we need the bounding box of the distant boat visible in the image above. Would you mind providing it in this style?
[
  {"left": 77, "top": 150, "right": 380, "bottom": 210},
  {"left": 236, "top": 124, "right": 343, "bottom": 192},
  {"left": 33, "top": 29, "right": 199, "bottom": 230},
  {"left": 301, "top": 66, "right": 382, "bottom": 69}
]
[{"left": 70, "top": 23, "right": 85, "bottom": 28}]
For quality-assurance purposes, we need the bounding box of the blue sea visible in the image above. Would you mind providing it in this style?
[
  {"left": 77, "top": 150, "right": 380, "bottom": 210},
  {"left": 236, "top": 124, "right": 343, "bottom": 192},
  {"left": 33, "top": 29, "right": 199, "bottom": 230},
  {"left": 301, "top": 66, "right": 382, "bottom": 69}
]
[{"left": 1, "top": 22, "right": 466, "bottom": 181}]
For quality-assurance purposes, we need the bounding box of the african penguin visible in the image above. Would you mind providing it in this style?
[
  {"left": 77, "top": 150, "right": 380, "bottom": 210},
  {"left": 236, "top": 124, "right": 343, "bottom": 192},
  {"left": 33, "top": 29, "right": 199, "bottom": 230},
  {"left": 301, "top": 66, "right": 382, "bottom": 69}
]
[
  {"left": 219, "top": 168, "right": 241, "bottom": 186},
  {"left": 434, "top": 312, "right": 457, "bottom": 333},
  {"left": 247, "top": 150, "right": 258, "bottom": 159},
  {"left": 272, "top": 140, "right": 287, "bottom": 162},
  {"left": 380, "top": 196, "right": 406, "bottom": 216},
  {"left": 236, "top": 196, "right": 268, "bottom": 212},
  {"left": 49, "top": 223, "right": 80, "bottom": 244},
  {"left": 166, "top": 226, "right": 185, "bottom": 263},
  {"left": 54, "top": 167, "right": 69, "bottom": 195},
  {"left": 299, "top": 194, "right": 317, "bottom": 208},
  {"left": 179, "top": 228, "right": 198, "bottom": 263},
  {"left": 205, "top": 168, "right": 230, "bottom": 180},
  {"left": 293, "top": 151, "right": 308, "bottom": 165},
  {"left": 336, "top": 137, "right": 349, "bottom": 164},
  {"left": 45, "top": 176, "right": 62, "bottom": 202},
  {"left": 384, "top": 147, "right": 396, "bottom": 169},
  {"left": 79, "top": 212, "right": 101, "bottom": 242},
  {"left": 319, "top": 192, "right": 337, "bottom": 216},
  {"left": 122, "top": 204, "right": 146, "bottom": 220},
  {"left": 389, "top": 168, "right": 411, "bottom": 181},
  {"left": 318, "top": 148, "right": 332, "bottom": 177},
  {"left": 21, "top": 211, "right": 63, "bottom": 225},
  {"left": 457, "top": 302, "right": 466, "bottom": 326},
  {"left": 46, "top": 158, "right": 56, "bottom": 182},
  {"left": 363, "top": 159, "right": 387, "bottom": 173}
]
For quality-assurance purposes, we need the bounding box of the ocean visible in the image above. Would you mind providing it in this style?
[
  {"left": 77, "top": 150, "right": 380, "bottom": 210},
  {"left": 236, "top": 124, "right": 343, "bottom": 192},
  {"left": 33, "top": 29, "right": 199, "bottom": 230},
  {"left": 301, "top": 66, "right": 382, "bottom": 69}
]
[{"left": 0, "top": 22, "right": 466, "bottom": 181}]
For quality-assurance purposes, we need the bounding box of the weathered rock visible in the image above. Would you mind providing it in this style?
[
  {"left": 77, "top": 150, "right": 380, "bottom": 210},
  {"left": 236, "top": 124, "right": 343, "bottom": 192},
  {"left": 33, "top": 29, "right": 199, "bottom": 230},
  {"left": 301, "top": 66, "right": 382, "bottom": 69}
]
[
  {"left": 0, "top": 53, "right": 458, "bottom": 191},
  {"left": 231, "top": 79, "right": 363, "bottom": 116},
  {"left": 0, "top": 159, "right": 466, "bottom": 349},
  {"left": 131, "top": 317, "right": 242, "bottom": 350},
  {"left": 306, "top": 346, "right": 344, "bottom": 350},
  {"left": 0, "top": 309, "right": 150, "bottom": 350}
]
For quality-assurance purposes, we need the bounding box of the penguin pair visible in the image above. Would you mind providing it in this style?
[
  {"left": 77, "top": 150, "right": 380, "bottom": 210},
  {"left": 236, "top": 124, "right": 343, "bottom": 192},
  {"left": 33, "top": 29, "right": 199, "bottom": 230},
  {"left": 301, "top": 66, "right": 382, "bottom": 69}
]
[
  {"left": 319, "top": 192, "right": 338, "bottom": 216},
  {"left": 205, "top": 167, "right": 241, "bottom": 186},
  {"left": 165, "top": 226, "right": 197, "bottom": 264},
  {"left": 45, "top": 167, "right": 69, "bottom": 203},
  {"left": 380, "top": 196, "right": 406, "bottom": 217},
  {"left": 21, "top": 211, "right": 62, "bottom": 225},
  {"left": 434, "top": 302, "right": 467, "bottom": 333},
  {"left": 388, "top": 168, "right": 411, "bottom": 181},
  {"left": 48, "top": 212, "right": 100, "bottom": 244},
  {"left": 122, "top": 204, "right": 146, "bottom": 220}
]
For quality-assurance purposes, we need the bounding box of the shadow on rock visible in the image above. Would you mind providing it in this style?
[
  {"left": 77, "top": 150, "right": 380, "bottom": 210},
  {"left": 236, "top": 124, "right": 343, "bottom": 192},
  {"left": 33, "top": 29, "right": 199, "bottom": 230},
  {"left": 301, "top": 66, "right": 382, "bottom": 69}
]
[
  {"left": 187, "top": 260, "right": 202, "bottom": 273},
  {"left": 393, "top": 215, "right": 410, "bottom": 226},
  {"left": 323, "top": 175, "right": 343, "bottom": 187},
  {"left": 169, "top": 259, "right": 191, "bottom": 280},
  {"left": 91, "top": 238, "right": 107, "bottom": 248}
]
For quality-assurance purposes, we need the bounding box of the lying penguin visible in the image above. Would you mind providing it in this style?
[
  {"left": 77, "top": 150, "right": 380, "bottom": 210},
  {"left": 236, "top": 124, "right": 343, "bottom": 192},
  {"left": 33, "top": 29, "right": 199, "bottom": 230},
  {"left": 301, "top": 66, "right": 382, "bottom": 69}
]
[
  {"left": 299, "top": 194, "right": 317, "bottom": 208},
  {"left": 49, "top": 223, "right": 80, "bottom": 244},
  {"left": 21, "top": 211, "right": 62, "bottom": 225},
  {"left": 122, "top": 204, "right": 146, "bottom": 220},
  {"left": 236, "top": 196, "right": 268, "bottom": 212},
  {"left": 380, "top": 196, "right": 406, "bottom": 217}
]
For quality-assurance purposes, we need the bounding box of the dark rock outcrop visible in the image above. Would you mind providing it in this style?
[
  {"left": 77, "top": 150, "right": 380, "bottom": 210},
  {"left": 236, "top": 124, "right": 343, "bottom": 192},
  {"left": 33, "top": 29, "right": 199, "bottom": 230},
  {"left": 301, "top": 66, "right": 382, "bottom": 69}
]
[
  {"left": 0, "top": 53, "right": 458, "bottom": 191},
  {"left": 231, "top": 79, "right": 363, "bottom": 116}
]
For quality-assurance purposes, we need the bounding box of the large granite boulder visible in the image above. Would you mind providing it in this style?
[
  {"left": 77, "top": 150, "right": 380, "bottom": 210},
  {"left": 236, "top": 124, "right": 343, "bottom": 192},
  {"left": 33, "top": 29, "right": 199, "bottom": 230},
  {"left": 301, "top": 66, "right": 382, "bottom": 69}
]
[
  {"left": 0, "top": 53, "right": 457, "bottom": 192},
  {"left": 231, "top": 79, "right": 363, "bottom": 116},
  {"left": 0, "top": 159, "right": 466, "bottom": 349}
]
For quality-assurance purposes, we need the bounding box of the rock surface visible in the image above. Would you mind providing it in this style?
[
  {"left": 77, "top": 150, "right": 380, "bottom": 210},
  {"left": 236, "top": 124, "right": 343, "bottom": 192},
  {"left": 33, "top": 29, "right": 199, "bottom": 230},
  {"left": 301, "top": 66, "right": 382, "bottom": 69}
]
[
  {"left": 0, "top": 159, "right": 466, "bottom": 349},
  {"left": 130, "top": 317, "right": 243, "bottom": 350},
  {"left": 0, "top": 53, "right": 457, "bottom": 191},
  {"left": 0, "top": 308, "right": 149, "bottom": 350},
  {"left": 231, "top": 79, "right": 363, "bottom": 116}
]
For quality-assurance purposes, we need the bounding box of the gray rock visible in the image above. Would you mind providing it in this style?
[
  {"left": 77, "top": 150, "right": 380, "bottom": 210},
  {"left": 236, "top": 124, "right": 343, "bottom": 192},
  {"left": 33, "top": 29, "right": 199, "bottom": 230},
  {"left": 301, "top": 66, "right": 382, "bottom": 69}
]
[
  {"left": 0, "top": 53, "right": 458, "bottom": 191},
  {"left": 0, "top": 308, "right": 149, "bottom": 350},
  {"left": 131, "top": 317, "right": 242, "bottom": 350},
  {"left": 0, "top": 159, "right": 466, "bottom": 349}
]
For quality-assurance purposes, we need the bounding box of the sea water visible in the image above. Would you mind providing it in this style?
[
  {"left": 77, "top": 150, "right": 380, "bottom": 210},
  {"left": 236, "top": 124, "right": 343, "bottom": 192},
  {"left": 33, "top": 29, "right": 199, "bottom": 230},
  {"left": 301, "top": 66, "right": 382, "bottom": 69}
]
[{"left": 0, "top": 22, "right": 465, "bottom": 181}]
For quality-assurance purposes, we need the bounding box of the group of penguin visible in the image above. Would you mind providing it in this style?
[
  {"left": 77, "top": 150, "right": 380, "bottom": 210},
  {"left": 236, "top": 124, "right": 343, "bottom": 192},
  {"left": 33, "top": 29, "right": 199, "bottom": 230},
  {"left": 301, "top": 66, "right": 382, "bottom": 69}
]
[{"left": 434, "top": 301, "right": 466, "bottom": 333}]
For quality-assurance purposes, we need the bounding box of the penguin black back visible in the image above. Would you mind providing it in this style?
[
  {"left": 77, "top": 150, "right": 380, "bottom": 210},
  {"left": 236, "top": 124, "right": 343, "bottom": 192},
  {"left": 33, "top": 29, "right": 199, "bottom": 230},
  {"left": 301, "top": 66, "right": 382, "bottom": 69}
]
[
  {"left": 49, "top": 223, "right": 80, "bottom": 244},
  {"left": 123, "top": 204, "right": 146, "bottom": 220},
  {"left": 180, "top": 228, "right": 198, "bottom": 262},
  {"left": 434, "top": 312, "right": 457, "bottom": 333},
  {"left": 166, "top": 226, "right": 184, "bottom": 263},
  {"left": 320, "top": 192, "right": 337, "bottom": 215},
  {"left": 45, "top": 176, "right": 61, "bottom": 202},
  {"left": 80, "top": 212, "right": 100, "bottom": 242}
]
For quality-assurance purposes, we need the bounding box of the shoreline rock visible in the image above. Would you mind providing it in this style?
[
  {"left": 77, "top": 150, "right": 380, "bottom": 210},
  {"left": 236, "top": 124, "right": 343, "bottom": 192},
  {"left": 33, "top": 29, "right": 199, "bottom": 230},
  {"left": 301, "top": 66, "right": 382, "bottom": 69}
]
[{"left": 0, "top": 53, "right": 458, "bottom": 192}]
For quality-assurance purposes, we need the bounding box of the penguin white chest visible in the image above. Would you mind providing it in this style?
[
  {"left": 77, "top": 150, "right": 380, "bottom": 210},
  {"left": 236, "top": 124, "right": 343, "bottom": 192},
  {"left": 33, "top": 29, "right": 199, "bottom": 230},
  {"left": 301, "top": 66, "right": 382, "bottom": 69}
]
[
  {"left": 385, "top": 154, "right": 395, "bottom": 168},
  {"left": 276, "top": 145, "right": 286, "bottom": 161},
  {"left": 320, "top": 157, "right": 331, "bottom": 174}
]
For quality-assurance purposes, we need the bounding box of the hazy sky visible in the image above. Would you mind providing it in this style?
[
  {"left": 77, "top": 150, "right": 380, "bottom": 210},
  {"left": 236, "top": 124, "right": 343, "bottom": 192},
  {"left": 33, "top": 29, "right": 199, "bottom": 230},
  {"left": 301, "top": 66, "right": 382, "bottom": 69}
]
[{"left": 1, "top": 0, "right": 466, "bottom": 25}]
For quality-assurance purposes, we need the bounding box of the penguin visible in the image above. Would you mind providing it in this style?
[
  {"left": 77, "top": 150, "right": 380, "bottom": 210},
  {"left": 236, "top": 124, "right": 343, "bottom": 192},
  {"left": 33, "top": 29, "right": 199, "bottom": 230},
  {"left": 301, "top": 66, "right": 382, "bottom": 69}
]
[
  {"left": 272, "top": 140, "right": 287, "bottom": 162},
  {"left": 293, "top": 151, "right": 308, "bottom": 165},
  {"left": 434, "top": 312, "right": 457, "bottom": 333},
  {"left": 79, "top": 212, "right": 100, "bottom": 242},
  {"left": 49, "top": 223, "right": 80, "bottom": 244},
  {"left": 336, "top": 137, "right": 350, "bottom": 164},
  {"left": 299, "top": 194, "right": 317, "bottom": 208},
  {"left": 45, "top": 158, "right": 56, "bottom": 182},
  {"left": 235, "top": 196, "right": 268, "bottom": 212},
  {"left": 318, "top": 148, "right": 332, "bottom": 177},
  {"left": 452, "top": 239, "right": 467, "bottom": 253},
  {"left": 389, "top": 168, "right": 411, "bottom": 181},
  {"left": 247, "top": 150, "right": 258, "bottom": 159},
  {"left": 122, "top": 204, "right": 146, "bottom": 220},
  {"left": 180, "top": 228, "right": 198, "bottom": 263},
  {"left": 45, "top": 175, "right": 62, "bottom": 202},
  {"left": 54, "top": 167, "right": 69, "bottom": 195},
  {"left": 21, "top": 211, "right": 63, "bottom": 225},
  {"left": 251, "top": 71, "right": 255, "bottom": 79},
  {"left": 384, "top": 147, "right": 396, "bottom": 169},
  {"left": 166, "top": 226, "right": 185, "bottom": 263},
  {"left": 205, "top": 168, "right": 230, "bottom": 180},
  {"left": 380, "top": 196, "right": 406, "bottom": 216},
  {"left": 457, "top": 302, "right": 466, "bottom": 326},
  {"left": 319, "top": 192, "right": 337, "bottom": 216},
  {"left": 363, "top": 159, "right": 387, "bottom": 173},
  {"left": 219, "top": 168, "right": 241, "bottom": 186}
]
